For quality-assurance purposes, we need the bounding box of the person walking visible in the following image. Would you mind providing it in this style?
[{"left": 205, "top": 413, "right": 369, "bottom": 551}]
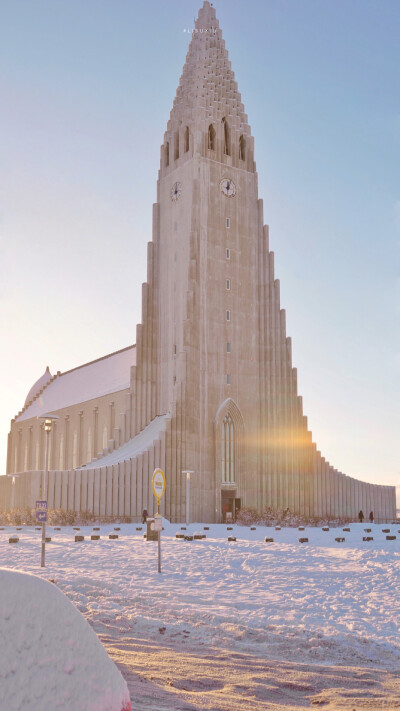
[
  {"left": 358, "top": 510, "right": 364, "bottom": 522},
  {"left": 369, "top": 511, "right": 374, "bottom": 523},
  {"left": 142, "top": 508, "right": 148, "bottom": 524}
]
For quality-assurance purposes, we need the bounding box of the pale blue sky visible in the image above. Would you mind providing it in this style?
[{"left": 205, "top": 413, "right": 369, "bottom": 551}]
[{"left": 0, "top": 0, "right": 399, "bottom": 496}]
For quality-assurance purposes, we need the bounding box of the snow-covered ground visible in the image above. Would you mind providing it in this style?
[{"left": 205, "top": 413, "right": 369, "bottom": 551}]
[{"left": 1, "top": 521, "right": 399, "bottom": 710}]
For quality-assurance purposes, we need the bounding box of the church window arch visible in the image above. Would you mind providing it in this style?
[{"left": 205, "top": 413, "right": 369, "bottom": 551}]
[
  {"left": 184, "top": 126, "right": 189, "bottom": 152},
  {"left": 221, "top": 414, "right": 234, "bottom": 482},
  {"left": 239, "top": 134, "right": 246, "bottom": 160},
  {"left": 208, "top": 123, "right": 216, "bottom": 151},
  {"left": 165, "top": 141, "right": 169, "bottom": 167},
  {"left": 222, "top": 117, "right": 230, "bottom": 156}
]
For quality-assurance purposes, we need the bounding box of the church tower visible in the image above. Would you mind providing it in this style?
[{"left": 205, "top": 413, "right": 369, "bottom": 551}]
[
  {"left": 5, "top": 1, "right": 395, "bottom": 523},
  {"left": 129, "top": 1, "right": 312, "bottom": 521}
]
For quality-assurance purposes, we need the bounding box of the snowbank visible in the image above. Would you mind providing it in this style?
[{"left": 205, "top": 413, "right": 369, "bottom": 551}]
[{"left": 0, "top": 569, "right": 131, "bottom": 711}]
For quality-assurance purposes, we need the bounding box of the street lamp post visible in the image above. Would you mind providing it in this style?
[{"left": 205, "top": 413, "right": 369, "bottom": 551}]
[
  {"left": 38, "top": 414, "right": 58, "bottom": 567},
  {"left": 182, "top": 470, "right": 195, "bottom": 525}
]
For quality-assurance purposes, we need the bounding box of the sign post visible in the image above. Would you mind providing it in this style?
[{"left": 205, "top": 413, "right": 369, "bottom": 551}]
[
  {"left": 151, "top": 468, "right": 166, "bottom": 573},
  {"left": 36, "top": 500, "right": 48, "bottom": 566}
]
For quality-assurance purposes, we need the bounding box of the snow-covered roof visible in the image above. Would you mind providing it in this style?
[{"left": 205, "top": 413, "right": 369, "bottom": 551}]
[
  {"left": 24, "top": 366, "right": 52, "bottom": 407},
  {"left": 79, "top": 415, "right": 167, "bottom": 469},
  {"left": 16, "top": 346, "right": 136, "bottom": 422}
]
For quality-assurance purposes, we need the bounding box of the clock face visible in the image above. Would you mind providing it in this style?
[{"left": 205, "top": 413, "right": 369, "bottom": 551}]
[
  {"left": 220, "top": 178, "right": 236, "bottom": 197},
  {"left": 171, "top": 181, "right": 182, "bottom": 201}
]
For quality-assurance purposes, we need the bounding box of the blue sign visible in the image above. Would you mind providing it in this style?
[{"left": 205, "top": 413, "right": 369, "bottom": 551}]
[{"left": 36, "top": 500, "right": 47, "bottom": 523}]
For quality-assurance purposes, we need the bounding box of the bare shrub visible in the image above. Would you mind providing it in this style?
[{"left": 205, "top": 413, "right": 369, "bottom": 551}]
[
  {"left": 48, "top": 509, "right": 76, "bottom": 526},
  {"left": 235, "top": 507, "right": 262, "bottom": 526},
  {"left": 236, "top": 506, "right": 356, "bottom": 528}
]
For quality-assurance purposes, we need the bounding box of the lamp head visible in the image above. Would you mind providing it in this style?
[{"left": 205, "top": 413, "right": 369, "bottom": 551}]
[{"left": 38, "top": 414, "right": 59, "bottom": 433}]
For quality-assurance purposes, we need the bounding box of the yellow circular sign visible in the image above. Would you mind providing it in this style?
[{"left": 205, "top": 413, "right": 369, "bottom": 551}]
[{"left": 152, "top": 468, "right": 166, "bottom": 501}]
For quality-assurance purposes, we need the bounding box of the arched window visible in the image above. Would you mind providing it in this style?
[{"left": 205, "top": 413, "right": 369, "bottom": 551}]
[
  {"left": 87, "top": 427, "right": 92, "bottom": 463},
  {"left": 222, "top": 117, "right": 230, "bottom": 156},
  {"left": 72, "top": 432, "right": 78, "bottom": 469},
  {"left": 102, "top": 425, "right": 108, "bottom": 450},
  {"left": 239, "top": 135, "right": 246, "bottom": 160},
  {"left": 184, "top": 126, "right": 189, "bottom": 152},
  {"left": 165, "top": 141, "right": 169, "bottom": 167},
  {"left": 221, "top": 414, "right": 235, "bottom": 482},
  {"left": 174, "top": 130, "right": 179, "bottom": 161},
  {"left": 208, "top": 123, "right": 216, "bottom": 151},
  {"left": 59, "top": 434, "right": 64, "bottom": 470}
]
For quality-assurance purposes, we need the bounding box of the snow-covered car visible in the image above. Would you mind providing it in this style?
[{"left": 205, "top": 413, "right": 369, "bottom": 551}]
[{"left": 0, "top": 568, "right": 131, "bottom": 711}]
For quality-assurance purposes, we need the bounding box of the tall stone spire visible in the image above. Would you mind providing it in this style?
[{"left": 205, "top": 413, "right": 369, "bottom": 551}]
[{"left": 161, "top": 0, "right": 254, "bottom": 172}]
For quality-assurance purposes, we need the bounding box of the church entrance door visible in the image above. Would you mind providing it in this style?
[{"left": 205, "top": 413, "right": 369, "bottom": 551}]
[{"left": 221, "top": 490, "right": 237, "bottom": 522}]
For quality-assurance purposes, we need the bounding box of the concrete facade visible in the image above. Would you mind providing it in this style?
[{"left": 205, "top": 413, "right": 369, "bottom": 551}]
[{"left": 4, "top": 2, "right": 396, "bottom": 523}]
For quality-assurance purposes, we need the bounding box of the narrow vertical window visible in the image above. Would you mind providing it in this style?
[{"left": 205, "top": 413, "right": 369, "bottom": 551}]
[
  {"left": 221, "top": 418, "right": 225, "bottom": 481},
  {"left": 102, "top": 425, "right": 108, "bottom": 451},
  {"left": 226, "top": 310, "right": 230, "bottom": 321},
  {"left": 184, "top": 126, "right": 189, "bottom": 152},
  {"left": 208, "top": 123, "right": 216, "bottom": 150},
  {"left": 239, "top": 134, "right": 246, "bottom": 160},
  {"left": 226, "top": 248, "right": 230, "bottom": 259},
  {"left": 72, "top": 432, "right": 78, "bottom": 469},
  {"left": 174, "top": 130, "right": 179, "bottom": 161},
  {"left": 165, "top": 141, "right": 169, "bottom": 167},
  {"left": 222, "top": 117, "right": 230, "bottom": 156},
  {"left": 87, "top": 428, "right": 92, "bottom": 463},
  {"left": 226, "top": 374, "right": 231, "bottom": 385},
  {"left": 221, "top": 414, "right": 234, "bottom": 482},
  {"left": 59, "top": 434, "right": 64, "bottom": 470},
  {"left": 230, "top": 419, "right": 234, "bottom": 479},
  {"left": 226, "top": 342, "right": 231, "bottom": 353},
  {"left": 226, "top": 279, "right": 230, "bottom": 290},
  {"left": 226, "top": 217, "right": 230, "bottom": 228}
]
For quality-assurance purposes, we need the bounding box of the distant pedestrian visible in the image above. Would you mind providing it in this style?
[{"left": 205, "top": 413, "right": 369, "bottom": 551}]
[
  {"left": 369, "top": 511, "right": 374, "bottom": 523},
  {"left": 358, "top": 510, "right": 364, "bottom": 522},
  {"left": 142, "top": 509, "right": 148, "bottom": 524}
]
